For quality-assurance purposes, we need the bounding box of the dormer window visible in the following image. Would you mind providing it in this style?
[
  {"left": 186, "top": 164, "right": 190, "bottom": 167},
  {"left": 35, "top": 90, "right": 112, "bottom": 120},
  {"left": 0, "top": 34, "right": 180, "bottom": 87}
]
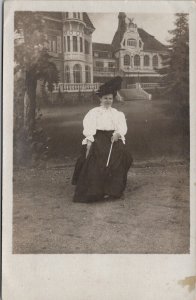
[{"left": 127, "top": 38, "right": 136, "bottom": 47}]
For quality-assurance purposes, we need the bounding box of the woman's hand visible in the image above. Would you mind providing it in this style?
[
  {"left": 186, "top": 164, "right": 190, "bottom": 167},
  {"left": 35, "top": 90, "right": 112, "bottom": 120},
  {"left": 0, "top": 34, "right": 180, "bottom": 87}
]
[
  {"left": 111, "top": 132, "right": 121, "bottom": 143},
  {"left": 86, "top": 140, "right": 92, "bottom": 158}
]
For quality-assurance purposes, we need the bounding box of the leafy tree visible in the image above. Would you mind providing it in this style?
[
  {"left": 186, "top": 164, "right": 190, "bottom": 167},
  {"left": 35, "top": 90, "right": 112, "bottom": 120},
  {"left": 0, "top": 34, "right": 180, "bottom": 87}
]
[
  {"left": 14, "top": 12, "right": 59, "bottom": 164},
  {"left": 159, "top": 13, "right": 189, "bottom": 108}
]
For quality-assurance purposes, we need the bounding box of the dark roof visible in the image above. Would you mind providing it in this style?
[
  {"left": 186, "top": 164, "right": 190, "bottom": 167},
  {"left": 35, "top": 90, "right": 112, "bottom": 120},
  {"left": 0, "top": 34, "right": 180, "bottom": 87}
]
[
  {"left": 111, "top": 29, "right": 125, "bottom": 51},
  {"left": 41, "top": 12, "right": 95, "bottom": 31},
  {"left": 112, "top": 26, "right": 167, "bottom": 52},
  {"left": 83, "top": 13, "right": 95, "bottom": 30},
  {"left": 92, "top": 42, "right": 114, "bottom": 52},
  {"left": 138, "top": 28, "right": 167, "bottom": 52}
]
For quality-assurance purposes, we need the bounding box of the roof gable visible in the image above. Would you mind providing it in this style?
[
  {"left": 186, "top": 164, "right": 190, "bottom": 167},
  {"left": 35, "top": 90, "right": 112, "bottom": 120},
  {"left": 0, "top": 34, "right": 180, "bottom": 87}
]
[
  {"left": 111, "top": 23, "right": 167, "bottom": 52},
  {"left": 83, "top": 13, "right": 95, "bottom": 30},
  {"left": 138, "top": 28, "right": 167, "bottom": 52}
]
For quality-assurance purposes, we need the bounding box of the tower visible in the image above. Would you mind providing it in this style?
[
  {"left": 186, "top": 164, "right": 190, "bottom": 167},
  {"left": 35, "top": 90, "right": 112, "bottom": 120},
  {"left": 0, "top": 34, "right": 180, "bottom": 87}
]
[{"left": 62, "top": 12, "right": 95, "bottom": 84}]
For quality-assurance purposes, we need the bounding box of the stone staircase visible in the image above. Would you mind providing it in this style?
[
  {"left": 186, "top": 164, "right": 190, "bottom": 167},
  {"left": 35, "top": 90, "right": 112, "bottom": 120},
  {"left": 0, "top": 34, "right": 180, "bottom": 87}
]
[{"left": 119, "top": 84, "right": 152, "bottom": 101}]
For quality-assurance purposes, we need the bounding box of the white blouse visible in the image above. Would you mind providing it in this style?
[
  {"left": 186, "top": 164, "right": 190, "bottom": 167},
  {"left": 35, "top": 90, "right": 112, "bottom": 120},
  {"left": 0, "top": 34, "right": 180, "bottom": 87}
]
[{"left": 82, "top": 106, "right": 127, "bottom": 145}]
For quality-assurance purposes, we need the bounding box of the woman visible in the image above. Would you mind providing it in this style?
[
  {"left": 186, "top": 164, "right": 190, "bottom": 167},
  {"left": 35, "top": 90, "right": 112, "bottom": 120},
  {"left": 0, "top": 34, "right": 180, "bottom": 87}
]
[{"left": 72, "top": 76, "right": 133, "bottom": 202}]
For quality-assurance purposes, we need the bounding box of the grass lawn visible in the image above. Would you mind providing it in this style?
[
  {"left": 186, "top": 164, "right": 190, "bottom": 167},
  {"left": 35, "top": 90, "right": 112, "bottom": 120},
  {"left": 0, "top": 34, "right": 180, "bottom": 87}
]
[{"left": 40, "top": 99, "right": 189, "bottom": 163}]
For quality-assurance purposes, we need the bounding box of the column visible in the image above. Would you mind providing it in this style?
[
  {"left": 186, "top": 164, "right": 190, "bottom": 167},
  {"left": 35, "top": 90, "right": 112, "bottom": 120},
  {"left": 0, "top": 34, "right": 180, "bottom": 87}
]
[
  {"left": 140, "top": 54, "right": 144, "bottom": 70},
  {"left": 81, "top": 63, "right": 85, "bottom": 84},
  {"left": 91, "top": 65, "right": 93, "bottom": 83},
  {"left": 149, "top": 53, "right": 153, "bottom": 69}
]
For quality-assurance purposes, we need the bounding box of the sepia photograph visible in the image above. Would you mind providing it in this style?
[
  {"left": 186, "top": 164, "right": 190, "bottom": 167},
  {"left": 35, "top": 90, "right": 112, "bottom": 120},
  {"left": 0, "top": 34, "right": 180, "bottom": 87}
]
[{"left": 13, "top": 10, "right": 190, "bottom": 254}]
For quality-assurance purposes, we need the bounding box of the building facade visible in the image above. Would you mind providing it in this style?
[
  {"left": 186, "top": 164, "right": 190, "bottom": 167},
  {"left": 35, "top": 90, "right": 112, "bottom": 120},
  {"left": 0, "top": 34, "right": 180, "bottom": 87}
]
[{"left": 42, "top": 12, "right": 167, "bottom": 90}]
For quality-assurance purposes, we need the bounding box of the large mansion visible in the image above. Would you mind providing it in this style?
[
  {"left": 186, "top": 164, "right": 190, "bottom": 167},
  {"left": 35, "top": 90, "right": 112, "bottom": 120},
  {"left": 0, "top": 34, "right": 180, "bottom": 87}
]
[{"left": 40, "top": 12, "right": 167, "bottom": 92}]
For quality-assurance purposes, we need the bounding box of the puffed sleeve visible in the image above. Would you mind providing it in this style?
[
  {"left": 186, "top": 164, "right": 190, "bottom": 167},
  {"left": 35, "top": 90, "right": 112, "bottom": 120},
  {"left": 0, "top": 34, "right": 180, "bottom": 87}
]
[
  {"left": 82, "top": 109, "right": 97, "bottom": 145},
  {"left": 113, "top": 111, "right": 127, "bottom": 144}
]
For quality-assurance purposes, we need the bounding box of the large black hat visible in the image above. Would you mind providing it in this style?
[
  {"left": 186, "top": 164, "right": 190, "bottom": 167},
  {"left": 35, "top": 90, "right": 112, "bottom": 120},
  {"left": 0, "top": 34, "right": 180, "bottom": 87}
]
[{"left": 96, "top": 76, "right": 122, "bottom": 97}]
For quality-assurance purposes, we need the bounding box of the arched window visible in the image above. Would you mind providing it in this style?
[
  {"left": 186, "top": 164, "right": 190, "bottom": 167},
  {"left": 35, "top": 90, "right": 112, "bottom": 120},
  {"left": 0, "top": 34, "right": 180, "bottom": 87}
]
[
  {"left": 144, "top": 55, "right": 150, "bottom": 67},
  {"left": 124, "top": 54, "right": 131, "bottom": 66},
  {"left": 64, "top": 36, "right": 66, "bottom": 52},
  {"left": 67, "top": 36, "right": 70, "bottom": 52},
  {"left": 73, "top": 64, "right": 82, "bottom": 83},
  {"left": 134, "top": 55, "right": 140, "bottom": 67},
  {"left": 64, "top": 65, "right": 70, "bottom": 83},
  {"left": 127, "top": 39, "right": 137, "bottom": 47},
  {"left": 85, "top": 66, "right": 91, "bottom": 83},
  {"left": 80, "top": 37, "right": 83, "bottom": 52},
  {"left": 73, "top": 36, "right": 78, "bottom": 52},
  {"left": 152, "top": 55, "right": 158, "bottom": 67}
]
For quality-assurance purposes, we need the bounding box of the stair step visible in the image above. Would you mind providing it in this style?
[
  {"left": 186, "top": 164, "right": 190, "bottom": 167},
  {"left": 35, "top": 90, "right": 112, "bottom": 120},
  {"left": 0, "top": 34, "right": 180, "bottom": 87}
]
[{"left": 119, "top": 88, "right": 150, "bottom": 101}]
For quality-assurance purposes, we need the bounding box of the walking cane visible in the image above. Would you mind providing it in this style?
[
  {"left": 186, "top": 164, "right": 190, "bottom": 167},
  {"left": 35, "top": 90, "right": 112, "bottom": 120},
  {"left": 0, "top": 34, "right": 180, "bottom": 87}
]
[{"left": 106, "top": 141, "right": 114, "bottom": 167}]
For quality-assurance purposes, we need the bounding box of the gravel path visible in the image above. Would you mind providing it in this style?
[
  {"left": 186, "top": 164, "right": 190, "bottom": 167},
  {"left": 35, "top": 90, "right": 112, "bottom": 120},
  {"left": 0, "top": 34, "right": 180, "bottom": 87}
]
[{"left": 13, "top": 163, "right": 189, "bottom": 254}]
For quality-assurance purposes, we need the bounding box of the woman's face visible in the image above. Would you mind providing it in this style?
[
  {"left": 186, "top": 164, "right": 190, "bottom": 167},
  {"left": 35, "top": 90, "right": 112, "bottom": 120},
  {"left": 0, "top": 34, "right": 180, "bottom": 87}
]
[{"left": 100, "top": 94, "right": 113, "bottom": 108}]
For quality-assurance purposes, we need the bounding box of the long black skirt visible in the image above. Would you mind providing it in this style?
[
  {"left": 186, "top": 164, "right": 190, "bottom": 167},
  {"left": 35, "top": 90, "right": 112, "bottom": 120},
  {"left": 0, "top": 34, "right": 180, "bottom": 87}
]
[{"left": 72, "top": 130, "right": 133, "bottom": 202}]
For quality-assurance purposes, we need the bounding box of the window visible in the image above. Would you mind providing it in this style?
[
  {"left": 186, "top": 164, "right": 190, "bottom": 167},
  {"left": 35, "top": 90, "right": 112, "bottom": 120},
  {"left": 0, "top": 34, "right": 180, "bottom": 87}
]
[
  {"left": 127, "top": 39, "right": 137, "bottom": 47},
  {"left": 124, "top": 54, "right": 131, "bottom": 66},
  {"left": 152, "top": 55, "right": 158, "bottom": 67},
  {"left": 73, "top": 12, "right": 77, "bottom": 18},
  {"left": 78, "top": 12, "right": 80, "bottom": 19},
  {"left": 64, "top": 36, "right": 66, "bottom": 52},
  {"left": 64, "top": 65, "right": 70, "bottom": 83},
  {"left": 139, "top": 40, "right": 142, "bottom": 48},
  {"left": 48, "top": 35, "right": 57, "bottom": 53},
  {"left": 99, "top": 52, "right": 109, "bottom": 58},
  {"left": 95, "top": 61, "right": 104, "bottom": 68},
  {"left": 73, "top": 36, "right": 78, "bottom": 52},
  {"left": 144, "top": 55, "right": 150, "bottom": 66},
  {"left": 94, "top": 52, "right": 98, "bottom": 57},
  {"left": 52, "top": 41, "right": 56, "bottom": 52},
  {"left": 85, "top": 40, "right": 89, "bottom": 54},
  {"left": 73, "top": 64, "right": 82, "bottom": 83},
  {"left": 48, "top": 40, "right": 52, "bottom": 52},
  {"left": 85, "top": 66, "right": 91, "bottom": 83},
  {"left": 67, "top": 36, "right": 70, "bottom": 52},
  {"left": 65, "top": 12, "right": 69, "bottom": 18},
  {"left": 134, "top": 55, "right": 140, "bottom": 66},
  {"left": 108, "top": 62, "right": 115, "bottom": 68},
  {"left": 80, "top": 37, "right": 83, "bottom": 52}
]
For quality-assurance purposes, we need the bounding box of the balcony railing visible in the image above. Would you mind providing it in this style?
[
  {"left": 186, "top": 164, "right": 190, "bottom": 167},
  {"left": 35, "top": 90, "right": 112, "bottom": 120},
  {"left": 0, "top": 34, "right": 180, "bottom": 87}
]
[
  {"left": 141, "top": 83, "right": 161, "bottom": 89},
  {"left": 126, "top": 83, "right": 161, "bottom": 89},
  {"left": 52, "top": 83, "right": 100, "bottom": 93},
  {"left": 93, "top": 67, "right": 117, "bottom": 73}
]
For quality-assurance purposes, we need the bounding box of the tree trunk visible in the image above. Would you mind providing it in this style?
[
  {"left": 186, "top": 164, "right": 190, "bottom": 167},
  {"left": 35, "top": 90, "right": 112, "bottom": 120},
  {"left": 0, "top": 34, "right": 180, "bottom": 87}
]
[{"left": 24, "top": 70, "right": 37, "bottom": 135}]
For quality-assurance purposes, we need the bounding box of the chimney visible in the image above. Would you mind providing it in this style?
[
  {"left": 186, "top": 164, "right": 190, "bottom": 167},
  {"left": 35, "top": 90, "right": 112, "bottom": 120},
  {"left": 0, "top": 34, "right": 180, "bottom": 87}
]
[{"left": 118, "top": 12, "right": 127, "bottom": 31}]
